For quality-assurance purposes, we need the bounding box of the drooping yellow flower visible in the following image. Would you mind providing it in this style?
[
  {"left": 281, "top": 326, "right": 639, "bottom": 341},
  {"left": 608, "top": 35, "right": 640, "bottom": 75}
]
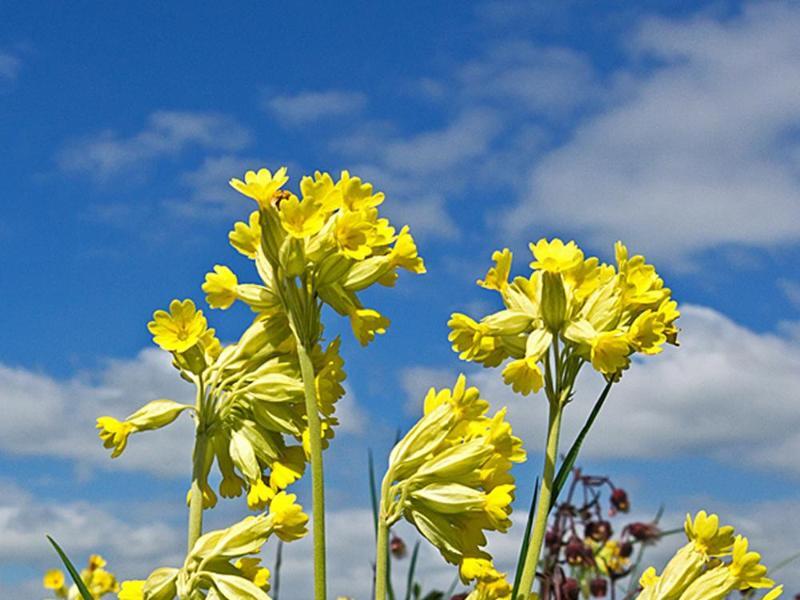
[
  {"left": 96, "top": 417, "right": 134, "bottom": 458},
  {"left": 269, "top": 491, "right": 309, "bottom": 541},
  {"left": 590, "top": 331, "right": 631, "bottom": 375},
  {"left": 202, "top": 265, "right": 239, "bottom": 309},
  {"left": 117, "top": 580, "right": 145, "bottom": 600},
  {"left": 349, "top": 308, "right": 390, "bottom": 346},
  {"left": 235, "top": 557, "right": 271, "bottom": 591},
  {"left": 502, "top": 356, "right": 544, "bottom": 395},
  {"left": 529, "top": 238, "right": 584, "bottom": 273},
  {"left": 229, "top": 210, "right": 262, "bottom": 258},
  {"left": 391, "top": 225, "right": 426, "bottom": 274},
  {"left": 229, "top": 166, "right": 289, "bottom": 205},
  {"left": 478, "top": 248, "right": 512, "bottom": 292},
  {"left": 97, "top": 400, "right": 192, "bottom": 459},
  {"left": 147, "top": 299, "right": 208, "bottom": 353}
]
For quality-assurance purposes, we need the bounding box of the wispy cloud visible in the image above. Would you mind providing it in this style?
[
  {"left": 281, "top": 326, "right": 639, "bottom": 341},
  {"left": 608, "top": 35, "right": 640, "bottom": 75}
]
[
  {"left": 264, "top": 89, "right": 367, "bottom": 125},
  {"left": 57, "top": 111, "right": 251, "bottom": 179},
  {"left": 504, "top": 2, "right": 800, "bottom": 263},
  {"left": 0, "top": 51, "right": 21, "bottom": 81}
]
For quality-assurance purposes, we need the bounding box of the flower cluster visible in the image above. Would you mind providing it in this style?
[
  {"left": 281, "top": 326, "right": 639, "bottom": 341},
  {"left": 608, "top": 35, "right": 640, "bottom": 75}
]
[
  {"left": 220, "top": 167, "right": 425, "bottom": 347},
  {"left": 43, "top": 554, "right": 118, "bottom": 599},
  {"left": 119, "top": 492, "right": 307, "bottom": 600},
  {"left": 448, "top": 239, "right": 679, "bottom": 393},
  {"left": 636, "top": 511, "right": 782, "bottom": 600},
  {"left": 380, "top": 375, "right": 525, "bottom": 598}
]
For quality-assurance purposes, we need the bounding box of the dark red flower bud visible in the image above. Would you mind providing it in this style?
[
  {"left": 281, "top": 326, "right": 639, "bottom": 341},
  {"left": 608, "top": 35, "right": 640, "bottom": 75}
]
[
  {"left": 390, "top": 535, "right": 407, "bottom": 559},
  {"left": 590, "top": 577, "right": 608, "bottom": 597},
  {"left": 450, "top": 595, "right": 468, "bottom": 600},
  {"left": 565, "top": 536, "right": 594, "bottom": 566},
  {"left": 610, "top": 488, "right": 630, "bottom": 513},
  {"left": 585, "top": 520, "right": 613, "bottom": 542},
  {"left": 546, "top": 528, "right": 561, "bottom": 549},
  {"left": 628, "top": 521, "right": 661, "bottom": 543},
  {"left": 619, "top": 541, "right": 634, "bottom": 558},
  {"left": 561, "top": 578, "right": 580, "bottom": 600}
]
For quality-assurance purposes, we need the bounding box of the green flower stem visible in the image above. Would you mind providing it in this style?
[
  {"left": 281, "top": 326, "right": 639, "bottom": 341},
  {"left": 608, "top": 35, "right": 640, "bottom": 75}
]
[
  {"left": 187, "top": 429, "right": 208, "bottom": 553},
  {"left": 516, "top": 397, "right": 565, "bottom": 599},
  {"left": 374, "top": 515, "right": 390, "bottom": 600},
  {"left": 296, "top": 338, "right": 328, "bottom": 600}
]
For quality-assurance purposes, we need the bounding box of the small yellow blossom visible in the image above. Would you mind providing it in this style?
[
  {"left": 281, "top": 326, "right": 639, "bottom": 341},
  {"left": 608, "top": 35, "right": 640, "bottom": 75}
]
[
  {"left": 279, "top": 193, "right": 326, "bottom": 238},
  {"left": 229, "top": 166, "right": 289, "bottom": 205},
  {"left": 229, "top": 210, "right": 262, "bottom": 258},
  {"left": 349, "top": 308, "right": 390, "bottom": 346},
  {"left": 590, "top": 331, "right": 631, "bottom": 375},
  {"left": 43, "top": 569, "right": 65, "bottom": 590},
  {"left": 202, "top": 265, "right": 239, "bottom": 309},
  {"left": 96, "top": 417, "right": 134, "bottom": 458},
  {"left": 478, "top": 249, "right": 512, "bottom": 291},
  {"left": 529, "top": 238, "right": 584, "bottom": 273},
  {"left": 269, "top": 491, "right": 309, "bottom": 541},
  {"left": 246, "top": 478, "right": 274, "bottom": 511},
  {"left": 117, "top": 580, "right": 145, "bottom": 600},
  {"left": 502, "top": 357, "right": 543, "bottom": 396},
  {"left": 147, "top": 299, "right": 207, "bottom": 353}
]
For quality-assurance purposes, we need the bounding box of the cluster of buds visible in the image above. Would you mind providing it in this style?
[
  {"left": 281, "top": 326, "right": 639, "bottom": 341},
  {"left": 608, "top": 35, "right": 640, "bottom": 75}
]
[
  {"left": 379, "top": 375, "right": 525, "bottom": 599},
  {"left": 43, "top": 554, "right": 119, "bottom": 599},
  {"left": 449, "top": 239, "right": 679, "bottom": 393},
  {"left": 119, "top": 492, "right": 307, "bottom": 600},
  {"left": 538, "top": 468, "right": 660, "bottom": 599}
]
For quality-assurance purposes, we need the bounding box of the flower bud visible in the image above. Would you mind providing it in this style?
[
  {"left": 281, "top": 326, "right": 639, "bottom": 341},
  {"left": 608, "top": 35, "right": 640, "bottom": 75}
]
[
  {"left": 586, "top": 520, "right": 613, "bottom": 543},
  {"left": 610, "top": 488, "right": 630, "bottom": 513},
  {"left": 565, "top": 536, "right": 592, "bottom": 566},
  {"left": 620, "top": 541, "right": 634, "bottom": 559},
  {"left": 390, "top": 535, "right": 407, "bottom": 559},
  {"left": 541, "top": 272, "right": 567, "bottom": 332},
  {"left": 629, "top": 522, "right": 661, "bottom": 543},
  {"left": 590, "top": 577, "right": 608, "bottom": 597},
  {"left": 561, "top": 578, "right": 580, "bottom": 600},
  {"left": 545, "top": 528, "right": 561, "bottom": 550}
]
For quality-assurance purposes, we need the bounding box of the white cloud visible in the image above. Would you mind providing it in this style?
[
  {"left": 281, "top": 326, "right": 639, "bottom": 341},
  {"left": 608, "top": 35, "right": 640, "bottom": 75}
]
[
  {"left": 57, "top": 111, "right": 251, "bottom": 179},
  {"left": 0, "top": 51, "right": 21, "bottom": 81},
  {"left": 0, "top": 347, "right": 367, "bottom": 478},
  {"left": 504, "top": 2, "right": 800, "bottom": 263},
  {"left": 778, "top": 278, "right": 800, "bottom": 310},
  {"left": 265, "top": 90, "right": 367, "bottom": 125}
]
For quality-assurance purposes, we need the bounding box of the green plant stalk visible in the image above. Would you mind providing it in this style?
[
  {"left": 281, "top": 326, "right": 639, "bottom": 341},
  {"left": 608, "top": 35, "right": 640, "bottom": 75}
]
[
  {"left": 296, "top": 338, "right": 328, "bottom": 600},
  {"left": 187, "top": 430, "right": 208, "bottom": 552},
  {"left": 515, "top": 397, "right": 564, "bottom": 600},
  {"left": 374, "top": 515, "right": 390, "bottom": 600}
]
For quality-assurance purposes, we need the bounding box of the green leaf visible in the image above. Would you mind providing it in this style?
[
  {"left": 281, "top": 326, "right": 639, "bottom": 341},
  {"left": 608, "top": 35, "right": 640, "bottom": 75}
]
[
  {"left": 46, "top": 536, "right": 93, "bottom": 600},
  {"left": 511, "top": 477, "right": 539, "bottom": 600},
  {"left": 550, "top": 379, "right": 614, "bottom": 510},
  {"left": 404, "top": 541, "right": 421, "bottom": 600},
  {"left": 369, "top": 449, "right": 379, "bottom": 537}
]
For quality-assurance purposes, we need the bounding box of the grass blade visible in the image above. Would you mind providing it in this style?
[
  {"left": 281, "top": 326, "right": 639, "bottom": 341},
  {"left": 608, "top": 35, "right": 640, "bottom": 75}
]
[
  {"left": 511, "top": 477, "right": 539, "bottom": 600},
  {"left": 404, "top": 541, "right": 421, "bottom": 600},
  {"left": 273, "top": 540, "right": 283, "bottom": 600},
  {"left": 46, "top": 536, "right": 93, "bottom": 600},
  {"left": 369, "top": 448, "right": 379, "bottom": 537},
  {"left": 771, "top": 549, "right": 800, "bottom": 573},
  {"left": 550, "top": 380, "right": 614, "bottom": 510}
]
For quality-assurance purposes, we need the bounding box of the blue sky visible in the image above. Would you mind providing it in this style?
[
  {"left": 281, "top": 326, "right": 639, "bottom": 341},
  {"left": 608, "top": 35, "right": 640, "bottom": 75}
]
[{"left": 2, "top": 1, "right": 800, "bottom": 597}]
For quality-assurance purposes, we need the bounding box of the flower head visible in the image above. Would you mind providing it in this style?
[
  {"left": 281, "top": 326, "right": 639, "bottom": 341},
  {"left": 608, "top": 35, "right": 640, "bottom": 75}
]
[
  {"left": 229, "top": 167, "right": 289, "bottom": 205},
  {"left": 147, "top": 299, "right": 207, "bottom": 353}
]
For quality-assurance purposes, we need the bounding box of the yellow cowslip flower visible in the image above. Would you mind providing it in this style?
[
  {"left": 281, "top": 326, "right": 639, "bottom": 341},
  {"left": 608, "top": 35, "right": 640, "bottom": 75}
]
[
  {"left": 86, "top": 567, "right": 118, "bottom": 596},
  {"left": 97, "top": 399, "right": 192, "bottom": 458},
  {"left": 381, "top": 375, "right": 525, "bottom": 567},
  {"left": 246, "top": 478, "right": 274, "bottom": 511},
  {"left": 147, "top": 299, "right": 208, "bottom": 353},
  {"left": 117, "top": 580, "right": 145, "bottom": 600},
  {"left": 460, "top": 558, "right": 512, "bottom": 600},
  {"left": 390, "top": 225, "right": 426, "bottom": 274},
  {"left": 451, "top": 238, "right": 679, "bottom": 389},
  {"left": 349, "top": 308, "right": 390, "bottom": 346},
  {"left": 478, "top": 248, "right": 512, "bottom": 292},
  {"left": 337, "top": 170, "right": 385, "bottom": 211},
  {"left": 301, "top": 171, "right": 343, "bottom": 213},
  {"left": 229, "top": 210, "right": 262, "bottom": 258},
  {"left": 235, "top": 557, "right": 271, "bottom": 591},
  {"left": 229, "top": 166, "right": 289, "bottom": 206},
  {"left": 268, "top": 491, "right": 309, "bottom": 541},
  {"left": 43, "top": 568, "right": 65, "bottom": 590},
  {"left": 278, "top": 193, "right": 326, "bottom": 238},
  {"left": 202, "top": 265, "right": 238, "bottom": 309},
  {"left": 529, "top": 238, "right": 584, "bottom": 273}
]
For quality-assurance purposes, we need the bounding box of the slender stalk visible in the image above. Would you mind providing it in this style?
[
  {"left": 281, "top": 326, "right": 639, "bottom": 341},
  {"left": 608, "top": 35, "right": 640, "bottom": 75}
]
[
  {"left": 516, "top": 397, "right": 565, "bottom": 599},
  {"left": 187, "top": 430, "right": 208, "bottom": 552},
  {"left": 374, "top": 516, "right": 390, "bottom": 600},
  {"left": 296, "top": 338, "right": 327, "bottom": 600}
]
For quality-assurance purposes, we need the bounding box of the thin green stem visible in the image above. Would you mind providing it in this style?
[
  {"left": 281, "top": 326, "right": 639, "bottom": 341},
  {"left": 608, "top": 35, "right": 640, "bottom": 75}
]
[
  {"left": 187, "top": 430, "right": 208, "bottom": 552},
  {"left": 296, "top": 338, "right": 327, "bottom": 600},
  {"left": 516, "top": 397, "right": 565, "bottom": 599},
  {"left": 375, "top": 515, "right": 390, "bottom": 600}
]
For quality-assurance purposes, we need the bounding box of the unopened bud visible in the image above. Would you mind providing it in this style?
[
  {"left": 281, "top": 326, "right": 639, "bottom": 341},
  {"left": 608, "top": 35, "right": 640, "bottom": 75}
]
[
  {"left": 610, "top": 488, "right": 630, "bottom": 513},
  {"left": 541, "top": 271, "right": 567, "bottom": 332},
  {"left": 561, "top": 578, "right": 580, "bottom": 600},
  {"left": 565, "top": 536, "right": 592, "bottom": 566},
  {"left": 628, "top": 522, "right": 661, "bottom": 543},
  {"left": 590, "top": 577, "right": 608, "bottom": 597},
  {"left": 390, "top": 535, "right": 407, "bottom": 559},
  {"left": 586, "top": 520, "right": 613, "bottom": 542},
  {"left": 620, "top": 541, "right": 633, "bottom": 558}
]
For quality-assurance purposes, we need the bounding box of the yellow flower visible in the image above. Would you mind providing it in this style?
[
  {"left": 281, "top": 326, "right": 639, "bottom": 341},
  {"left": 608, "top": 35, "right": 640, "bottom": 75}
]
[
  {"left": 43, "top": 569, "right": 65, "bottom": 590},
  {"left": 246, "top": 478, "right": 274, "bottom": 511},
  {"left": 590, "top": 331, "right": 631, "bottom": 375},
  {"left": 96, "top": 417, "right": 134, "bottom": 458},
  {"left": 278, "top": 193, "right": 326, "bottom": 238},
  {"left": 478, "top": 249, "right": 512, "bottom": 291},
  {"left": 628, "top": 309, "right": 667, "bottom": 355},
  {"left": 529, "top": 238, "right": 584, "bottom": 273},
  {"left": 728, "top": 536, "right": 774, "bottom": 589},
  {"left": 229, "top": 210, "right": 262, "bottom": 258},
  {"left": 87, "top": 567, "right": 118, "bottom": 596},
  {"left": 147, "top": 299, "right": 208, "bottom": 353},
  {"left": 349, "top": 308, "right": 390, "bottom": 346},
  {"left": 337, "top": 170, "right": 385, "bottom": 211},
  {"left": 269, "top": 447, "right": 306, "bottom": 490},
  {"left": 235, "top": 557, "right": 271, "bottom": 591},
  {"left": 87, "top": 554, "right": 106, "bottom": 570},
  {"left": 202, "top": 265, "right": 239, "bottom": 309},
  {"left": 118, "top": 580, "right": 145, "bottom": 600},
  {"left": 391, "top": 226, "right": 426, "bottom": 274},
  {"left": 501, "top": 357, "right": 543, "bottom": 395},
  {"left": 229, "top": 166, "right": 289, "bottom": 205},
  {"left": 269, "top": 491, "right": 309, "bottom": 541},
  {"left": 335, "top": 209, "right": 379, "bottom": 259}
]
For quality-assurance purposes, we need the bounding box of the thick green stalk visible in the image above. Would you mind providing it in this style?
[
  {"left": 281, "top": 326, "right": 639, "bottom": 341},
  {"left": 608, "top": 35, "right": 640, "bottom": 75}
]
[
  {"left": 374, "top": 516, "right": 390, "bottom": 600},
  {"left": 187, "top": 430, "right": 208, "bottom": 552},
  {"left": 516, "top": 398, "right": 564, "bottom": 599},
  {"left": 296, "top": 339, "right": 328, "bottom": 600}
]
